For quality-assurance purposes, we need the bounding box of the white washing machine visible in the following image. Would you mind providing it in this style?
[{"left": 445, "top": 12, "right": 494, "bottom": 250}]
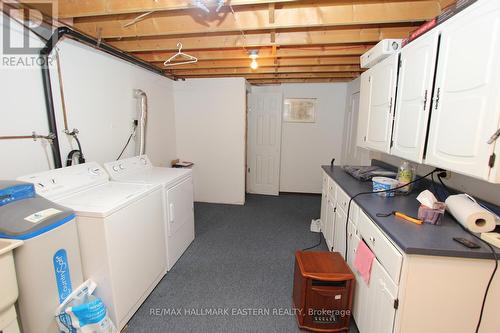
[
  {"left": 104, "top": 155, "right": 195, "bottom": 270},
  {"left": 18, "top": 162, "right": 166, "bottom": 330}
]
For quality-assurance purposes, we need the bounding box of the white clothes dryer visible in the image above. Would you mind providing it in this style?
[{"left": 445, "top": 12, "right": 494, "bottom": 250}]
[{"left": 104, "top": 155, "right": 195, "bottom": 270}]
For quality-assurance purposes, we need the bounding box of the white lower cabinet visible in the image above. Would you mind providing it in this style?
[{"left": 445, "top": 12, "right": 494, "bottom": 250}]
[
  {"left": 320, "top": 172, "right": 500, "bottom": 332},
  {"left": 325, "top": 198, "right": 335, "bottom": 250},
  {"left": 320, "top": 188, "right": 327, "bottom": 237},
  {"left": 333, "top": 205, "right": 347, "bottom": 258},
  {"left": 363, "top": 258, "right": 398, "bottom": 333}
]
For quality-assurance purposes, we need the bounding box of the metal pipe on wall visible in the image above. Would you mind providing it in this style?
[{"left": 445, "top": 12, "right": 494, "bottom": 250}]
[{"left": 39, "top": 26, "right": 174, "bottom": 168}]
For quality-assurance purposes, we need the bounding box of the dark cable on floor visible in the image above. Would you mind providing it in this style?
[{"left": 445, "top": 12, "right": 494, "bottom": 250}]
[
  {"left": 343, "top": 169, "right": 443, "bottom": 260},
  {"left": 436, "top": 174, "right": 498, "bottom": 333},
  {"left": 301, "top": 228, "right": 322, "bottom": 251}
]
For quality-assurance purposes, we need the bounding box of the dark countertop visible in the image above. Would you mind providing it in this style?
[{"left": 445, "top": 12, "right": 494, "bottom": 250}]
[{"left": 322, "top": 165, "right": 500, "bottom": 260}]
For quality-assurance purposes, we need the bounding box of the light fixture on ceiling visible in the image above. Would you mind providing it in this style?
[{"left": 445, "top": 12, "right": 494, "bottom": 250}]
[
  {"left": 249, "top": 50, "right": 259, "bottom": 70},
  {"left": 193, "top": 0, "right": 225, "bottom": 13}
]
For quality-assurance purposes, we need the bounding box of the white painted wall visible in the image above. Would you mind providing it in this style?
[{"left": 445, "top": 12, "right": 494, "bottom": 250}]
[
  {"left": 372, "top": 152, "right": 500, "bottom": 206},
  {"left": 252, "top": 83, "right": 348, "bottom": 194},
  {"left": 0, "top": 14, "right": 55, "bottom": 178},
  {"left": 51, "top": 39, "right": 177, "bottom": 168},
  {"left": 173, "top": 78, "right": 246, "bottom": 205},
  {"left": 0, "top": 14, "right": 176, "bottom": 179}
]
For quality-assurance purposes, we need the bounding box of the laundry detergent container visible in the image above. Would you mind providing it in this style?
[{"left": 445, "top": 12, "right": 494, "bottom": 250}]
[{"left": 0, "top": 181, "right": 83, "bottom": 333}]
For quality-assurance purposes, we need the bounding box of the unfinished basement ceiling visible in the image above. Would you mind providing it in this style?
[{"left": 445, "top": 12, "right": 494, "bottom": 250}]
[{"left": 57, "top": 0, "right": 455, "bottom": 84}]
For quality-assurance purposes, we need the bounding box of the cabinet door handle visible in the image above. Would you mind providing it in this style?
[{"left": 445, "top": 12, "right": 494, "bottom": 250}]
[
  {"left": 423, "top": 90, "right": 428, "bottom": 110},
  {"left": 434, "top": 88, "right": 440, "bottom": 110},
  {"left": 379, "top": 279, "right": 396, "bottom": 300},
  {"left": 169, "top": 203, "right": 175, "bottom": 223},
  {"left": 487, "top": 128, "right": 500, "bottom": 144},
  {"left": 389, "top": 97, "right": 393, "bottom": 114},
  {"left": 369, "top": 236, "right": 376, "bottom": 245}
]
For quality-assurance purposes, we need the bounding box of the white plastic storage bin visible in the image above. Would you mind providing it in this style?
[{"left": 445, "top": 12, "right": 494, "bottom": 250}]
[{"left": 0, "top": 182, "right": 83, "bottom": 333}]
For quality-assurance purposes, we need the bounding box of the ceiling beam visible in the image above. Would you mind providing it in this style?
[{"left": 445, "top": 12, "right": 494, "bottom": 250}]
[
  {"left": 135, "top": 45, "right": 372, "bottom": 61},
  {"left": 109, "top": 26, "right": 417, "bottom": 52},
  {"left": 169, "top": 65, "right": 362, "bottom": 76},
  {"left": 156, "top": 56, "right": 360, "bottom": 69},
  {"left": 58, "top": 0, "right": 302, "bottom": 19},
  {"left": 180, "top": 72, "right": 359, "bottom": 79},
  {"left": 72, "top": 1, "right": 440, "bottom": 39},
  {"left": 248, "top": 78, "right": 352, "bottom": 84}
]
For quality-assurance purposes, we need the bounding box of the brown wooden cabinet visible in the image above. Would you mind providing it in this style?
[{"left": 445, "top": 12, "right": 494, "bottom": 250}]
[{"left": 293, "top": 251, "right": 355, "bottom": 332}]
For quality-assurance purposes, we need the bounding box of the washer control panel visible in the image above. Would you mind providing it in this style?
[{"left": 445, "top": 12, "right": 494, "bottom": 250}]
[
  {"left": 17, "top": 162, "right": 108, "bottom": 200},
  {"left": 104, "top": 155, "right": 152, "bottom": 179}
]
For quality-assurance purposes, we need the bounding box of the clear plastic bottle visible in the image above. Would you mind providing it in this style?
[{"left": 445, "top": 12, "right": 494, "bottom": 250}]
[{"left": 397, "top": 161, "right": 416, "bottom": 194}]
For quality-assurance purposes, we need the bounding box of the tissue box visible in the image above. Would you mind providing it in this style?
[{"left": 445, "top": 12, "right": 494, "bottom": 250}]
[{"left": 418, "top": 202, "right": 446, "bottom": 225}]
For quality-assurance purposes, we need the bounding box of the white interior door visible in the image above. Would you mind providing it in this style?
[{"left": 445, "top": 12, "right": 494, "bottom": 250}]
[{"left": 247, "top": 92, "right": 283, "bottom": 195}]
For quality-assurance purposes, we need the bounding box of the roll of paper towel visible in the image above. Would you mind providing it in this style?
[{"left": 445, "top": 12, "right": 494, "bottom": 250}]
[{"left": 445, "top": 194, "right": 496, "bottom": 233}]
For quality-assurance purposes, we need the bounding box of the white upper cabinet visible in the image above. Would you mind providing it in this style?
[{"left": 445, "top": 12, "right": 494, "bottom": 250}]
[
  {"left": 364, "top": 53, "right": 399, "bottom": 153},
  {"left": 391, "top": 30, "right": 439, "bottom": 163},
  {"left": 425, "top": 0, "right": 500, "bottom": 182},
  {"left": 357, "top": 70, "right": 372, "bottom": 149}
]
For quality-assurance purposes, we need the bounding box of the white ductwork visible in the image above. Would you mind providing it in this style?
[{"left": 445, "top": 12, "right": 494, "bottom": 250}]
[{"left": 134, "top": 89, "right": 148, "bottom": 156}]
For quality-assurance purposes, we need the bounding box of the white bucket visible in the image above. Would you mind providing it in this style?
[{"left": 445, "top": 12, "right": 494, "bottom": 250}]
[{"left": 372, "top": 177, "right": 399, "bottom": 197}]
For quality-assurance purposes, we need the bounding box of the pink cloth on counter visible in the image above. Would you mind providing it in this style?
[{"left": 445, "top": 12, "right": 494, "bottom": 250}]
[{"left": 354, "top": 241, "right": 375, "bottom": 284}]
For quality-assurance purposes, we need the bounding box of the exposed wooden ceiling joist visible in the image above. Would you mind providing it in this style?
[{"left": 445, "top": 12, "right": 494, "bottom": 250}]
[
  {"left": 71, "top": 1, "right": 440, "bottom": 39},
  {"left": 180, "top": 72, "right": 359, "bottom": 79},
  {"left": 155, "top": 56, "right": 360, "bottom": 69},
  {"left": 248, "top": 78, "right": 352, "bottom": 84},
  {"left": 56, "top": 0, "right": 450, "bottom": 84},
  {"left": 109, "top": 26, "right": 418, "bottom": 52},
  {"left": 135, "top": 45, "right": 372, "bottom": 62},
  {"left": 168, "top": 65, "right": 362, "bottom": 76},
  {"left": 58, "top": 0, "right": 303, "bottom": 19}
]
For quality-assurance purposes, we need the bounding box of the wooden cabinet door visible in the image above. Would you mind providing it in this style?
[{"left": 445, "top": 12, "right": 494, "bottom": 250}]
[
  {"left": 392, "top": 30, "right": 439, "bottom": 163},
  {"left": 365, "top": 53, "right": 399, "bottom": 153},
  {"left": 425, "top": 0, "right": 500, "bottom": 182}
]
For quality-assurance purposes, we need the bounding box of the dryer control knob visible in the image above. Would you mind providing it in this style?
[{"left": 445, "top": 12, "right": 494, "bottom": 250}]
[
  {"left": 112, "top": 165, "right": 119, "bottom": 172},
  {"left": 119, "top": 164, "right": 125, "bottom": 170}
]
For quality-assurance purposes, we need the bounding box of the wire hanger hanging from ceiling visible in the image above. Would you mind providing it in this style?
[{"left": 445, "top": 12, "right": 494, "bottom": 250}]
[{"left": 164, "top": 42, "right": 198, "bottom": 67}]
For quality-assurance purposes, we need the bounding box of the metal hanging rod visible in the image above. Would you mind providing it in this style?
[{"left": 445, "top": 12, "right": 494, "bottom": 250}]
[{"left": 0, "top": 132, "right": 56, "bottom": 143}]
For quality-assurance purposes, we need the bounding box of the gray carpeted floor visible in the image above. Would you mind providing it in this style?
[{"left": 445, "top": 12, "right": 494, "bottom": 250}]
[{"left": 126, "top": 193, "right": 359, "bottom": 333}]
